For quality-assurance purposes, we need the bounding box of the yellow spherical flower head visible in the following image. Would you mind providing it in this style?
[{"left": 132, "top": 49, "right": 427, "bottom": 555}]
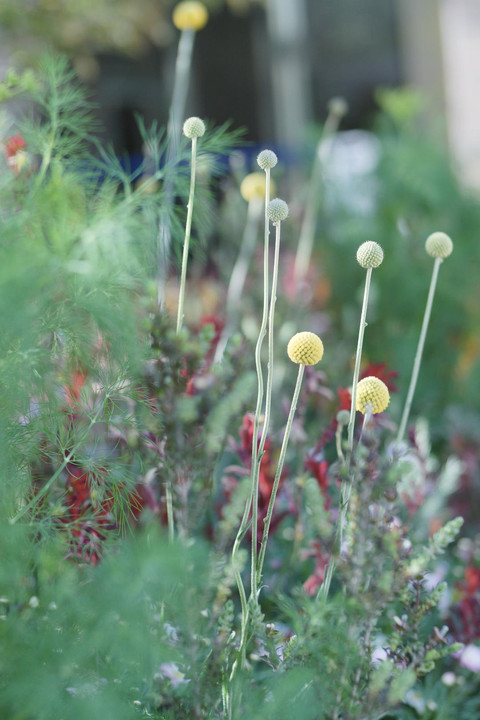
[
  {"left": 287, "top": 332, "right": 324, "bottom": 366},
  {"left": 356, "top": 376, "right": 390, "bottom": 414},
  {"left": 356, "top": 241, "right": 384, "bottom": 269},
  {"left": 173, "top": 1, "right": 208, "bottom": 31},
  {"left": 240, "top": 172, "right": 276, "bottom": 202},
  {"left": 425, "top": 231, "right": 453, "bottom": 259}
]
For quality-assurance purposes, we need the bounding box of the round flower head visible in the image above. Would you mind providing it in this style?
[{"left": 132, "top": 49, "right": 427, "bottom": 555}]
[
  {"left": 356, "top": 376, "right": 390, "bottom": 414},
  {"left": 287, "top": 332, "right": 324, "bottom": 366},
  {"left": 173, "top": 1, "right": 208, "bottom": 31},
  {"left": 336, "top": 409, "right": 350, "bottom": 425},
  {"left": 240, "top": 172, "right": 276, "bottom": 202},
  {"left": 328, "top": 96, "right": 348, "bottom": 118},
  {"left": 183, "top": 116, "right": 205, "bottom": 139},
  {"left": 267, "top": 198, "right": 289, "bottom": 224},
  {"left": 356, "top": 241, "right": 384, "bottom": 269},
  {"left": 257, "top": 149, "right": 278, "bottom": 170},
  {"left": 425, "top": 231, "right": 453, "bottom": 259}
]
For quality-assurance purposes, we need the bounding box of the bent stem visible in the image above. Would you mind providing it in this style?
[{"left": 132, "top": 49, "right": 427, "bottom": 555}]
[
  {"left": 214, "top": 197, "right": 263, "bottom": 362},
  {"left": 397, "top": 257, "right": 442, "bottom": 442},
  {"left": 250, "top": 219, "right": 282, "bottom": 605},
  {"left": 176, "top": 135, "right": 198, "bottom": 333},
  {"left": 347, "top": 267, "right": 373, "bottom": 460},
  {"left": 256, "top": 364, "right": 305, "bottom": 585},
  {"left": 230, "top": 167, "right": 271, "bottom": 669}
]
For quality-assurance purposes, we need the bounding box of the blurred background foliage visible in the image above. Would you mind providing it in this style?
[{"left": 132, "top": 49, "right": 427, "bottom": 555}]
[{"left": 0, "top": 0, "right": 259, "bottom": 58}]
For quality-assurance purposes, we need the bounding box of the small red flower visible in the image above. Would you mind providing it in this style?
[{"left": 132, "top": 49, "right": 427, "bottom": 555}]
[
  {"left": 360, "top": 362, "right": 399, "bottom": 393},
  {"left": 4, "top": 134, "right": 26, "bottom": 158}
]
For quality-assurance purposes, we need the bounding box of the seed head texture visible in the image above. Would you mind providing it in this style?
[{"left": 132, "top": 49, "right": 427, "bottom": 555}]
[
  {"left": 356, "top": 241, "right": 384, "bottom": 269},
  {"left": 257, "top": 149, "right": 278, "bottom": 170},
  {"left": 356, "top": 376, "right": 390, "bottom": 414},
  {"left": 267, "top": 198, "right": 289, "bottom": 223},
  {"left": 287, "top": 332, "right": 324, "bottom": 366},
  {"left": 425, "top": 232, "right": 453, "bottom": 259},
  {"left": 183, "top": 116, "right": 206, "bottom": 139}
]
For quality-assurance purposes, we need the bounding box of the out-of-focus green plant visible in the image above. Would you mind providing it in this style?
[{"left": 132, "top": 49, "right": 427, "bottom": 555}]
[{"left": 315, "top": 88, "right": 480, "bottom": 432}]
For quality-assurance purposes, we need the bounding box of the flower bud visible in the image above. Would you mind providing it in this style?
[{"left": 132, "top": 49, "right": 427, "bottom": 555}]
[
  {"left": 183, "top": 116, "right": 206, "bottom": 139},
  {"left": 257, "top": 149, "right": 278, "bottom": 170},
  {"left": 425, "top": 231, "right": 453, "bottom": 259},
  {"left": 267, "top": 198, "right": 289, "bottom": 224},
  {"left": 356, "top": 241, "right": 384, "bottom": 269}
]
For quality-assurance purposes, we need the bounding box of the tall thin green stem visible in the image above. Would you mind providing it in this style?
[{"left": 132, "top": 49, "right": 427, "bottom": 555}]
[
  {"left": 230, "top": 167, "right": 271, "bottom": 668},
  {"left": 397, "top": 257, "right": 442, "bottom": 442},
  {"left": 257, "top": 364, "right": 305, "bottom": 584},
  {"left": 251, "top": 219, "right": 282, "bottom": 604},
  {"left": 347, "top": 267, "right": 372, "bottom": 458},
  {"left": 176, "top": 136, "right": 198, "bottom": 333},
  {"left": 320, "top": 266, "right": 373, "bottom": 602}
]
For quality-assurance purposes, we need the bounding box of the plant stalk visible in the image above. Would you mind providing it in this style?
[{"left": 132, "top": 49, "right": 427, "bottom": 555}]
[
  {"left": 176, "top": 135, "right": 198, "bottom": 333},
  {"left": 347, "top": 267, "right": 373, "bottom": 459},
  {"left": 230, "top": 168, "right": 271, "bottom": 668},
  {"left": 257, "top": 364, "right": 305, "bottom": 583},
  {"left": 397, "top": 257, "right": 442, "bottom": 442}
]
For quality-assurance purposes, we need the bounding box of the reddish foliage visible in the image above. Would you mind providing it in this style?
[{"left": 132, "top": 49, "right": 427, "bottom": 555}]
[
  {"left": 221, "top": 413, "right": 292, "bottom": 545},
  {"left": 301, "top": 541, "right": 331, "bottom": 596},
  {"left": 360, "top": 362, "right": 399, "bottom": 393},
  {"left": 449, "top": 565, "right": 480, "bottom": 643}
]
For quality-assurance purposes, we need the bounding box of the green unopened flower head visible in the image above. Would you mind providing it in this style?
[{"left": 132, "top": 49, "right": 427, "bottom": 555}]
[
  {"left": 267, "top": 198, "right": 289, "bottom": 224},
  {"left": 425, "top": 232, "right": 453, "bottom": 259},
  {"left": 257, "top": 149, "right": 278, "bottom": 170},
  {"left": 356, "top": 241, "right": 384, "bottom": 269},
  {"left": 183, "top": 116, "right": 205, "bottom": 139},
  {"left": 173, "top": 1, "right": 209, "bottom": 31},
  {"left": 287, "top": 332, "right": 324, "bottom": 366},
  {"left": 336, "top": 409, "right": 350, "bottom": 425},
  {"left": 356, "top": 376, "right": 390, "bottom": 414}
]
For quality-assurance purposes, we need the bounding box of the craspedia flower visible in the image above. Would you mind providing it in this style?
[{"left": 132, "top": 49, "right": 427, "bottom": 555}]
[
  {"left": 257, "top": 149, "right": 278, "bottom": 170},
  {"left": 267, "top": 198, "right": 289, "bottom": 224},
  {"left": 173, "top": 1, "right": 208, "bottom": 31},
  {"left": 336, "top": 409, "right": 350, "bottom": 425},
  {"left": 287, "top": 332, "right": 324, "bottom": 366},
  {"left": 183, "top": 116, "right": 206, "bottom": 139},
  {"left": 356, "top": 241, "right": 384, "bottom": 269},
  {"left": 240, "top": 172, "right": 276, "bottom": 202},
  {"left": 356, "top": 376, "right": 390, "bottom": 414},
  {"left": 425, "top": 231, "right": 453, "bottom": 259}
]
